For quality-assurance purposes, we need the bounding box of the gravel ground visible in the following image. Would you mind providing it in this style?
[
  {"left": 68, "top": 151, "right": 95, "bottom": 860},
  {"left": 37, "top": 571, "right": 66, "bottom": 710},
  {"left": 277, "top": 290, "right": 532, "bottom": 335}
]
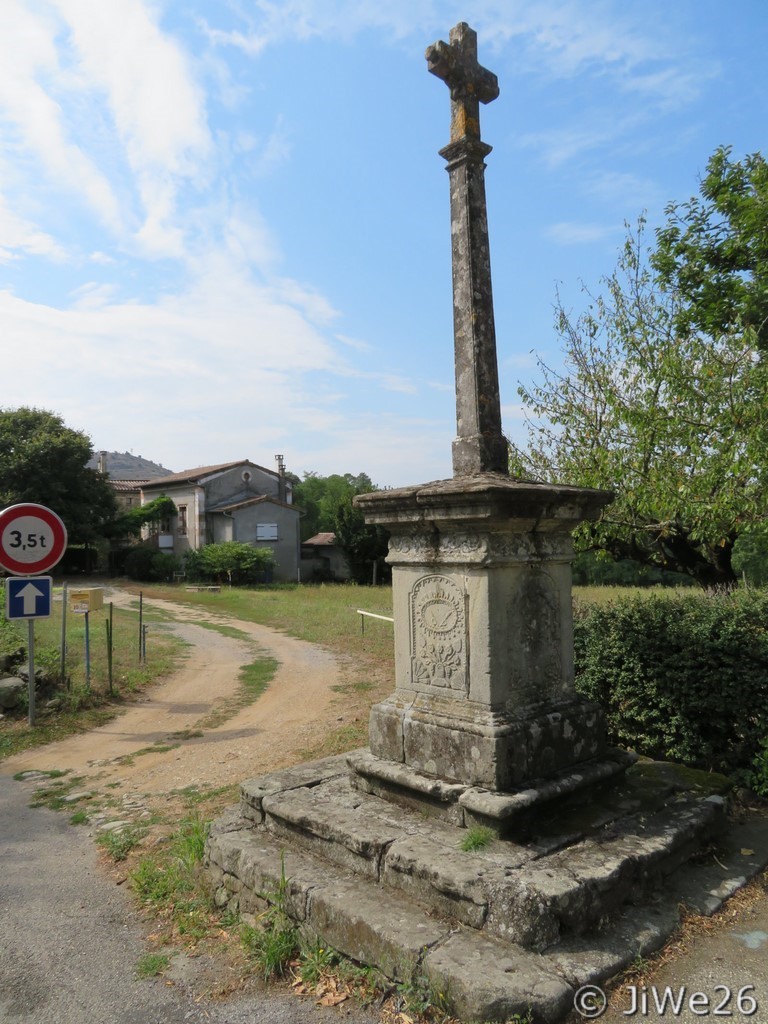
[{"left": 0, "top": 774, "right": 381, "bottom": 1024}]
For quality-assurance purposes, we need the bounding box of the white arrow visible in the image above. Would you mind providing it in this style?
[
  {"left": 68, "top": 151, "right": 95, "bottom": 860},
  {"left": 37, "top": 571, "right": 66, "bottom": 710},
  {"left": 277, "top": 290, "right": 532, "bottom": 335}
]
[{"left": 17, "top": 582, "right": 44, "bottom": 615}]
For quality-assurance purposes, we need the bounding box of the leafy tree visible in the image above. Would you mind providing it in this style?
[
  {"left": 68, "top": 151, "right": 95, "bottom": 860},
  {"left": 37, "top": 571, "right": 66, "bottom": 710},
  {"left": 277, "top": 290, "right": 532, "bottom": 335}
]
[
  {"left": 293, "top": 472, "right": 375, "bottom": 541},
  {"left": 114, "top": 495, "right": 177, "bottom": 538},
  {"left": 124, "top": 548, "right": 179, "bottom": 583},
  {"left": 0, "top": 407, "right": 117, "bottom": 547},
  {"left": 510, "top": 214, "right": 768, "bottom": 589},
  {"left": 293, "top": 471, "right": 389, "bottom": 583},
  {"left": 732, "top": 529, "right": 768, "bottom": 587},
  {"left": 652, "top": 147, "right": 768, "bottom": 349},
  {"left": 184, "top": 542, "right": 274, "bottom": 585},
  {"left": 333, "top": 497, "right": 390, "bottom": 585},
  {"left": 571, "top": 551, "right": 692, "bottom": 588}
]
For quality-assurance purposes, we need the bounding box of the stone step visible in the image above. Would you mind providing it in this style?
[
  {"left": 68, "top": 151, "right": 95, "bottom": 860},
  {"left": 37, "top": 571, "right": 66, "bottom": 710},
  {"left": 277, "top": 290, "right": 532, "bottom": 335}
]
[
  {"left": 349, "top": 746, "right": 638, "bottom": 836},
  {"left": 250, "top": 760, "right": 728, "bottom": 950},
  {"left": 206, "top": 807, "right": 768, "bottom": 1024}
]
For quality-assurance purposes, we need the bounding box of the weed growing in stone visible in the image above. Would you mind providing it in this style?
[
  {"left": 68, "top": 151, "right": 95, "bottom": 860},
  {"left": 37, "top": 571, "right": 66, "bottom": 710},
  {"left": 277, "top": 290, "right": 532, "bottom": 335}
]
[
  {"left": 28, "top": 774, "right": 88, "bottom": 810},
  {"left": 241, "top": 855, "right": 298, "bottom": 980},
  {"left": 69, "top": 809, "right": 89, "bottom": 825},
  {"left": 506, "top": 1012, "right": 534, "bottom": 1024},
  {"left": 459, "top": 825, "right": 495, "bottom": 852},
  {"left": 298, "top": 938, "right": 339, "bottom": 987},
  {"left": 132, "top": 856, "right": 185, "bottom": 903},
  {"left": 392, "top": 955, "right": 450, "bottom": 1019}
]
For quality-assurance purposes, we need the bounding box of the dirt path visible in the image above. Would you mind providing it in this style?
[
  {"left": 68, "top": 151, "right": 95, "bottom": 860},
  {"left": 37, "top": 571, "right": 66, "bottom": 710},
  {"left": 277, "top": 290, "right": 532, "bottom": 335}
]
[{"left": 3, "top": 586, "right": 348, "bottom": 803}]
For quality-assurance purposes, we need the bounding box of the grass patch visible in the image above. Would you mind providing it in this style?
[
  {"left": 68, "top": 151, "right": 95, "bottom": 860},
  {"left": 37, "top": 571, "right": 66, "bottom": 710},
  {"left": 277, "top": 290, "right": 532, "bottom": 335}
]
[
  {"left": 97, "top": 826, "right": 146, "bottom": 862},
  {"left": 69, "top": 809, "right": 89, "bottom": 825},
  {"left": 120, "top": 580, "right": 395, "bottom": 675},
  {"left": 1, "top": 707, "right": 119, "bottom": 761},
  {"left": 130, "top": 811, "right": 214, "bottom": 944},
  {"left": 28, "top": 774, "right": 85, "bottom": 810},
  {"left": 459, "top": 825, "right": 495, "bottom": 852},
  {"left": 13, "top": 768, "right": 67, "bottom": 781},
  {"left": 195, "top": 647, "right": 278, "bottom": 731},
  {"left": 193, "top": 621, "right": 250, "bottom": 641},
  {"left": 136, "top": 952, "right": 171, "bottom": 978},
  {"left": 300, "top": 722, "right": 366, "bottom": 761}
]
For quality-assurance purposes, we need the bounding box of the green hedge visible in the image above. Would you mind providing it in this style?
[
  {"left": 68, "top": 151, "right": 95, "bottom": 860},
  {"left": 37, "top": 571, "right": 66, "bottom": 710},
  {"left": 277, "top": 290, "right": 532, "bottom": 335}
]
[{"left": 574, "top": 588, "right": 768, "bottom": 777}]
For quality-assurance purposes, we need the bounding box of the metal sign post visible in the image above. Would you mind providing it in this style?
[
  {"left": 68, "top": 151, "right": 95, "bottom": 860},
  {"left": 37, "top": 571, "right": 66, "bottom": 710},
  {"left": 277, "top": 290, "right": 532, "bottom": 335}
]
[
  {"left": 27, "top": 620, "right": 35, "bottom": 727},
  {"left": 0, "top": 504, "right": 68, "bottom": 728},
  {"left": 5, "top": 576, "right": 54, "bottom": 727}
]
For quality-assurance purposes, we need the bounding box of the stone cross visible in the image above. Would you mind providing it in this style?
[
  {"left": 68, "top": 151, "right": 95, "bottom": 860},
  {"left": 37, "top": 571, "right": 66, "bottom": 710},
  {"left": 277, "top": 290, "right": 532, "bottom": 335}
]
[{"left": 426, "top": 23, "right": 508, "bottom": 477}]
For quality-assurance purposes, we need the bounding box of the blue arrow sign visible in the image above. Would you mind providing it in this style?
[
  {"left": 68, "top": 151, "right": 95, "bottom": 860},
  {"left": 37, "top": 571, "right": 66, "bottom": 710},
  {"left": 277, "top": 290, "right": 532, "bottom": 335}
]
[{"left": 5, "top": 576, "right": 53, "bottom": 620}]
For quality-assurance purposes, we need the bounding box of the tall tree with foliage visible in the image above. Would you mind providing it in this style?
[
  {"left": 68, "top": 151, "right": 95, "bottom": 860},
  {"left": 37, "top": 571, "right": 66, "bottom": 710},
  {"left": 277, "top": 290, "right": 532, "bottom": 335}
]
[
  {"left": 510, "top": 185, "right": 768, "bottom": 588},
  {"left": 293, "top": 471, "right": 389, "bottom": 583},
  {"left": 652, "top": 147, "right": 768, "bottom": 350},
  {"left": 0, "top": 407, "right": 117, "bottom": 546}
]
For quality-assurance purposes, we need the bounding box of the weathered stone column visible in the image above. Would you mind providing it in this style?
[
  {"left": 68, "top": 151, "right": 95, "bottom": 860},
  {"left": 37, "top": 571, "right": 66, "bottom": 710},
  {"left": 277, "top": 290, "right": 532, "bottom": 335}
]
[
  {"left": 354, "top": 23, "right": 615, "bottom": 795},
  {"left": 427, "top": 22, "right": 507, "bottom": 476}
]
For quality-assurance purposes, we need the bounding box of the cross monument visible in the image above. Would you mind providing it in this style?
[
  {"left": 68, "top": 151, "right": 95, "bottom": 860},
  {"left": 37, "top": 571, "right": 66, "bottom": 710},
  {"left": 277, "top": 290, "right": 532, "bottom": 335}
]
[
  {"left": 352, "top": 23, "right": 617, "bottom": 817},
  {"left": 427, "top": 23, "right": 507, "bottom": 476}
]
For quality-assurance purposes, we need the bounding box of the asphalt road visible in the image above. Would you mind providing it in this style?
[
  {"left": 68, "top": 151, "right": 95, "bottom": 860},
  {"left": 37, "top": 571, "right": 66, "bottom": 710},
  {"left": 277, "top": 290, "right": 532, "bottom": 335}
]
[{"left": 0, "top": 772, "right": 379, "bottom": 1024}]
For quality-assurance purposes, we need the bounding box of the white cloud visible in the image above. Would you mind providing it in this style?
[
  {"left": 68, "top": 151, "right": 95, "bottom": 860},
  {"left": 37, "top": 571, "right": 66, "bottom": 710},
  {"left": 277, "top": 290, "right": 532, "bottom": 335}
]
[
  {"left": 583, "top": 171, "right": 664, "bottom": 214},
  {"left": 70, "top": 282, "right": 119, "bottom": 309},
  {"left": 53, "top": 0, "right": 210, "bottom": 175},
  {"left": 335, "top": 333, "right": 373, "bottom": 353},
  {"left": 197, "top": 1, "right": 708, "bottom": 111},
  {"left": 501, "top": 402, "right": 528, "bottom": 421},
  {"left": 520, "top": 125, "right": 618, "bottom": 169},
  {"left": 52, "top": 0, "right": 211, "bottom": 252},
  {"left": 545, "top": 221, "right": 617, "bottom": 246},
  {"left": 0, "top": 249, "right": 350, "bottom": 471},
  {"left": 0, "top": 1, "right": 123, "bottom": 232},
  {"left": 0, "top": 195, "right": 68, "bottom": 262},
  {"left": 291, "top": 413, "right": 453, "bottom": 487}
]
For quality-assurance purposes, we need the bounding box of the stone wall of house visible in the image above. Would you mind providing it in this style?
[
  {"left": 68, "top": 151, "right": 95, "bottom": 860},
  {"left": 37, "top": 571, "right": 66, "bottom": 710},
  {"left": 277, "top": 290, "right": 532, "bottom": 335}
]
[{"left": 229, "top": 502, "right": 300, "bottom": 582}]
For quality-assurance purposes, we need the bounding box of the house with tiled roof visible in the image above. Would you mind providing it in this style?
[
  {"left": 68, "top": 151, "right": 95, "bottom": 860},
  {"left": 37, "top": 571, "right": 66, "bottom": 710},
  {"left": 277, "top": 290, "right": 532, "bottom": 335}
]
[
  {"left": 140, "top": 459, "right": 301, "bottom": 581},
  {"left": 300, "top": 532, "right": 351, "bottom": 581}
]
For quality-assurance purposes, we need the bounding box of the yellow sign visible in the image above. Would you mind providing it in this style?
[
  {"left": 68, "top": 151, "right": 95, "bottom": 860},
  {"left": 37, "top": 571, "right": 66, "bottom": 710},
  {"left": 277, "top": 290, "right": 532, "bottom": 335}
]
[{"left": 69, "top": 588, "right": 104, "bottom": 614}]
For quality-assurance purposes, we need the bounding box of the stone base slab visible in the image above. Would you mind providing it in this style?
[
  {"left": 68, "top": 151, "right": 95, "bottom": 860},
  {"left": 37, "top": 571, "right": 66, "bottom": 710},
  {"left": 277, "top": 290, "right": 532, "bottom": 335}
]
[
  {"left": 208, "top": 768, "right": 768, "bottom": 1023},
  {"left": 369, "top": 697, "right": 607, "bottom": 789},
  {"left": 234, "top": 755, "right": 736, "bottom": 952},
  {"left": 349, "top": 746, "right": 637, "bottom": 836}
]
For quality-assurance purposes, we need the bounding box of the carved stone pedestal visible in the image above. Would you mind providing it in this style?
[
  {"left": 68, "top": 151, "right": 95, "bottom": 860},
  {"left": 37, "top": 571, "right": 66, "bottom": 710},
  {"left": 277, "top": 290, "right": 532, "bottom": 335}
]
[{"left": 355, "top": 473, "right": 614, "bottom": 794}]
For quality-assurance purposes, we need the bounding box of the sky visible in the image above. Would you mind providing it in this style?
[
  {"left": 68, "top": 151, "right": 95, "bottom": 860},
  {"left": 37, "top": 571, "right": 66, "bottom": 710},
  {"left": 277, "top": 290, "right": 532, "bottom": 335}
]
[{"left": 2, "top": 1, "right": 767, "bottom": 488}]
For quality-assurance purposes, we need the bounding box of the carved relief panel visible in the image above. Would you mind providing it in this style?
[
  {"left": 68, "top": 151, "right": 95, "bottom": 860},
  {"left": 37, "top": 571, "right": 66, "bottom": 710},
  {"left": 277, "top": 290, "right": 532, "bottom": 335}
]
[{"left": 409, "top": 574, "right": 468, "bottom": 695}]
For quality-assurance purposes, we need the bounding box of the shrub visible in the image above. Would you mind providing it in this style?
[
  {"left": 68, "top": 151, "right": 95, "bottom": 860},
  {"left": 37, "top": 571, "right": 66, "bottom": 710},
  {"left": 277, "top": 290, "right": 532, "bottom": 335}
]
[
  {"left": 0, "top": 598, "right": 25, "bottom": 666},
  {"left": 124, "top": 547, "right": 179, "bottom": 582},
  {"left": 184, "top": 542, "right": 274, "bottom": 585},
  {"left": 574, "top": 588, "right": 768, "bottom": 775}
]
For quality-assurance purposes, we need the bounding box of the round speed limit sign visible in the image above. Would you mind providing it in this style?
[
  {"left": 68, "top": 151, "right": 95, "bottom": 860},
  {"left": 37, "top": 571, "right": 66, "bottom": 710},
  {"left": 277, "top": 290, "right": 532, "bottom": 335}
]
[{"left": 0, "top": 503, "right": 68, "bottom": 575}]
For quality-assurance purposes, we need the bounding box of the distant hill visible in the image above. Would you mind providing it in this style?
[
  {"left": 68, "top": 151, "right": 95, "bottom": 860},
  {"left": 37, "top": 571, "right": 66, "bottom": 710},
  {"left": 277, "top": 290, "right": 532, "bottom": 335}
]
[{"left": 87, "top": 451, "right": 173, "bottom": 480}]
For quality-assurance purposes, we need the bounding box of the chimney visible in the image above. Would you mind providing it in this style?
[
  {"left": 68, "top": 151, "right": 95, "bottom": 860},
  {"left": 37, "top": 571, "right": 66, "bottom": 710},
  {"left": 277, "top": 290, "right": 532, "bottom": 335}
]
[
  {"left": 98, "top": 450, "right": 108, "bottom": 475},
  {"left": 275, "top": 454, "right": 286, "bottom": 503}
]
